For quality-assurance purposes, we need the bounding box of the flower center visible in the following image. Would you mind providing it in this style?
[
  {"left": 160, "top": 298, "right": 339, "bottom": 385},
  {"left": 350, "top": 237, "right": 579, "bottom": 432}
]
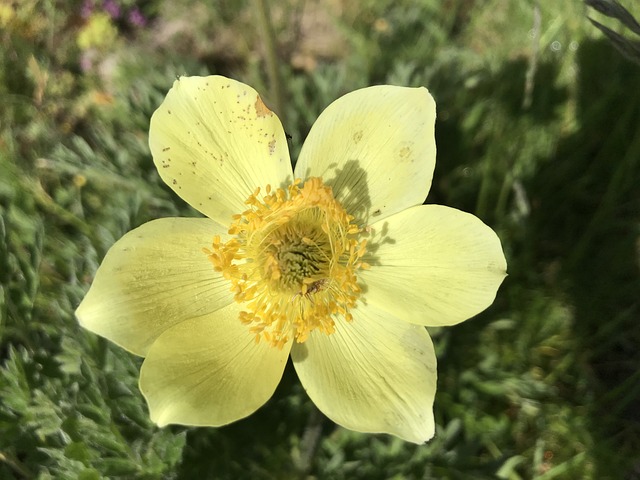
[{"left": 205, "top": 177, "right": 368, "bottom": 348}]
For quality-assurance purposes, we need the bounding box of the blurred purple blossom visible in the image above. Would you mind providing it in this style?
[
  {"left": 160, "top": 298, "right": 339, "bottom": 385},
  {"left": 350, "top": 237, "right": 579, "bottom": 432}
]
[
  {"left": 103, "top": 0, "right": 121, "bottom": 19},
  {"left": 128, "top": 7, "right": 147, "bottom": 27},
  {"left": 81, "top": 0, "right": 94, "bottom": 19},
  {"left": 81, "top": 0, "right": 148, "bottom": 31}
]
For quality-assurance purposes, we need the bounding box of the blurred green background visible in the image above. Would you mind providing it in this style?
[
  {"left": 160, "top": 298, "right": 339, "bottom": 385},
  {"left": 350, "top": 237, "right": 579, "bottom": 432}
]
[{"left": 1, "top": 0, "right": 639, "bottom": 478}]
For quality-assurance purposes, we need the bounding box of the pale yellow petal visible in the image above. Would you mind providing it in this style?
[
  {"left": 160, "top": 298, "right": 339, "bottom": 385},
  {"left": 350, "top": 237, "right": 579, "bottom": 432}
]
[
  {"left": 294, "top": 85, "right": 436, "bottom": 223},
  {"left": 291, "top": 303, "right": 437, "bottom": 444},
  {"left": 361, "top": 205, "right": 507, "bottom": 327},
  {"left": 76, "top": 218, "right": 233, "bottom": 356},
  {"left": 149, "top": 75, "right": 293, "bottom": 226},
  {"left": 139, "top": 302, "right": 291, "bottom": 427}
]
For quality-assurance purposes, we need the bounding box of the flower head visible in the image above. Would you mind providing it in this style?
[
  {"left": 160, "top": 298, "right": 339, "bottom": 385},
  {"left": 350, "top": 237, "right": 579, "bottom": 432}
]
[
  {"left": 206, "top": 176, "right": 367, "bottom": 347},
  {"left": 76, "top": 75, "right": 507, "bottom": 443}
]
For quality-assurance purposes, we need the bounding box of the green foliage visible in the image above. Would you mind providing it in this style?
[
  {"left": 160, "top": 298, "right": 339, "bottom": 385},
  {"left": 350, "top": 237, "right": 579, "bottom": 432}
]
[{"left": 1, "top": 0, "right": 639, "bottom": 478}]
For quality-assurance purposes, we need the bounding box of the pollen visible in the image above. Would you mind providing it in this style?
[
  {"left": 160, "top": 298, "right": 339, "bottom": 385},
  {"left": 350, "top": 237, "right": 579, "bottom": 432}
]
[{"left": 205, "top": 177, "right": 367, "bottom": 348}]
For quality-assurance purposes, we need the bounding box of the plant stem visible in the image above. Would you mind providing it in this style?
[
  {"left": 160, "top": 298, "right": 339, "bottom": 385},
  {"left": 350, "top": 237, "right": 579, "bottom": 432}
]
[{"left": 254, "top": 0, "right": 285, "bottom": 123}]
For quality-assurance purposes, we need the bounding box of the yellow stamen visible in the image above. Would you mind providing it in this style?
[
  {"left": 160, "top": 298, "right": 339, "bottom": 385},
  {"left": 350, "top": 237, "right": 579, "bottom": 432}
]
[{"left": 205, "top": 177, "right": 366, "bottom": 348}]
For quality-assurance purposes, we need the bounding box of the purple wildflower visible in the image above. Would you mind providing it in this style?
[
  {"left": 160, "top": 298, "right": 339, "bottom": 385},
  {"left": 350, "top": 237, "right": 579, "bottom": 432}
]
[
  {"left": 103, "top": 0, "right": 121, "bottom": 19},
  {"left": 81, "top": 0, "right": 94, "bottom": 19},
  {"left": 128, "top": 7, "right": 147, "bottom": 27}
]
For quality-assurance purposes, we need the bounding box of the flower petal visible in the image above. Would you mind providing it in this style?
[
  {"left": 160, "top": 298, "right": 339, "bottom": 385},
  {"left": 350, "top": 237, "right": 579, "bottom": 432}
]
[
  {"left": 294, "top": 85, "right": 436, "bottom": 223},
  {"left": 76, "top": 217, "right": 233, "bottom": 356},
  {"left": 291, "top": 303, "right": 437, "bottom": 444},
  {"left": 149, "top": 75, "right": 293, "bottom": 226},
  {"left": 361, "top": 205, "right": 507, "bottom": 327},
  {"left": 139, "top": 302, "right": 291, "bottom": 427}
]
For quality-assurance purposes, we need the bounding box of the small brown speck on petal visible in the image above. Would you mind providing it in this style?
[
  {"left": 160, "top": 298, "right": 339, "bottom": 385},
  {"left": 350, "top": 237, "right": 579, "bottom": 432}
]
[{"left": 255, "top": 95, "right": 273, "bottom": 118}]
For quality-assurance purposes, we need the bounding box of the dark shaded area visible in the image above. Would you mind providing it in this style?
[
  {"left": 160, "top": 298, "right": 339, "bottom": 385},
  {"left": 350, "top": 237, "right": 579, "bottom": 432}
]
[
  {"left": 426, "top": 37, "right": 639, "bottom": 478},
  {"left": 430, "top": 55, "right": 567, "bottom": 214},
  {"left": 479, "top": 58, "right": 567, "bottom": 123},
  {"left": 528, "top": 39, "right": 640, "bottom": 476}
]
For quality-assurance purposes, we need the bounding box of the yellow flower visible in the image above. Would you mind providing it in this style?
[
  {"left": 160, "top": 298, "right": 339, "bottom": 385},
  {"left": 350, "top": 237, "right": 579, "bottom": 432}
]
[
  {"left": 76, "top": 75, "right": 507, "bottom": 444},
  {"left": 76, "top": 13, "right": 118, "bottom": 51}
]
